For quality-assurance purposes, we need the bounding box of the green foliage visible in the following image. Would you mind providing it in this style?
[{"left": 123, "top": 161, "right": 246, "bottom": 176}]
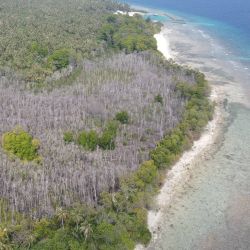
[
  {"left": 0, "top": 0, "right": 126, "bottom": 82},
  {"left": 115, "top": 111, "right": 129, "bottom": 124},
  {"left": 98, "top": 132, "right": 115, "bottom": 150},
  {"left": 33, "top": 219, "right": 55, "bottom": 240},
  {"left": 0, "top": 226, "right": 8, "bottom": 246},
  {"left": 150, "top": 146, "right": 174, "bottom": 169},
  {"left": 151, "top": 73, "right": 213, "bottom": 169},
  {"left": 115, "top": 34, "right": 157, "bottom": 53},
  {"left": 128, "top": 208, "right": 151, "bottom": 245},
  {"left": 2, "top": 127, "right": 40, "bottom": 161},
  {"left": 98, "top": 121, "right": 118, "bottom": 150},
  {"left": 106, "top": 15, "right": 117, "bottom": 24},
  {"left": 94, "top": 222, "right": 116, "bottom": 245},
  {"left": 68, "top": 121, "right": 119, "bottom": 151},
  {"left": 77, "top": 130, "right": 98, "bottom": 151},
  {"left": 99, "top": 24, "right": 116, "bottom": 46},
  {"left": 97, "top": 163, "right": 156, "bottom": 246},
  {"left": 48, "top": 49, "right": 70, "bottom": 70},
  {"left": 134, "top": 161, "right": 158, "bottom": 188},
  {"left": 30, "top": 42, "right": 48, "bottom": 58},
  {"left": 99, "top": 14, "right": 159, "bottom": 53},
  {"left": 31, "top": 229, "right": 72, "bottom": 250},
  {"left": 63, "top": 132, "right": 74, "bottom": 144},
  {"left": 154, "top": 94, "right": 163, "bottom": 105},
  {"left": 120, "top": 161, "right": 158, "bottom": 195},
  {"left": 0, "top": 1, "right": 159, "bottom": 84}
]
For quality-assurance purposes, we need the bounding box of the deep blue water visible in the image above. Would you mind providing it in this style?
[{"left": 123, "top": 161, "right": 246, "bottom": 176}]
[{"left": 126, "top": 0, "right": 250, "bottom": 63}]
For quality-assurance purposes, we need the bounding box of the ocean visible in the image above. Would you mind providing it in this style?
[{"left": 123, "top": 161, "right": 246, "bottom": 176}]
[
  {"left": 128, "top": 0, "right": 250, "bottom": 64},
  {"left": 125, "top": 1, "right": 250, "bottom": 249},
  {"left": 127, "top": 0, "right": 250, "bottom": 34}
]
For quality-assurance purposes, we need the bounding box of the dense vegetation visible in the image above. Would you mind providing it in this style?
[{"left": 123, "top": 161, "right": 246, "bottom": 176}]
[
  {"left": 0, "top": 0, "right": 160, "bottom": 83},
  {"left": 67, "top": 120, "right": 119, "bottom": 151},
  {"left": 2, "top": 127, "right": 40, "bottom": 162},
  {"left": 0, "top": 0, "right": 126, "bottom": 82},
  {"left": 99, "top": 14, "right": 159, "bottom": 53},
  {"left": 115, "top": 111, "right": 130, "bottom": 124},
  {"left": 0, "top": 0, "right": 213, "bottom": 249}
]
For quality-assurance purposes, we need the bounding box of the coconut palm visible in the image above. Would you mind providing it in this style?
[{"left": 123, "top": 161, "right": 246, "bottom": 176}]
[
  {"left": 79, "top": 221, "right": 93, "bottom": 241},
  {"left": 56, "top": 207, "right": 68, "bottom": 228}
]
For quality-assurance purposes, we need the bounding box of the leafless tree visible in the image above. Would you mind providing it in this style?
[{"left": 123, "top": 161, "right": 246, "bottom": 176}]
[{"left": 0, "top": 52, "right": 195, "bottom": 222}]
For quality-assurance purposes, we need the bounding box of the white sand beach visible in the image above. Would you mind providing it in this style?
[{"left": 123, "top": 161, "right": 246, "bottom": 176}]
[{"left": 154, "top": 29, "right": 173, "bottom": 60}]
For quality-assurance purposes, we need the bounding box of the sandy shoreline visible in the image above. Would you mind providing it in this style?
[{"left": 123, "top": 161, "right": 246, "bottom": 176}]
[
  {"left": 154, "top": 29, "right": 173, "bottom": 60},
  {"left": 136, "top": 85, "right": 225, "bottom": 250},
  {"left": 115, "top": 10, "right": 174, "bottom": 60},
  {"left": 148, "top": 83, "right": 224, "bottom": 230},
  {"left": 135, "top": 27, "right": 226, "bottom": 250}
]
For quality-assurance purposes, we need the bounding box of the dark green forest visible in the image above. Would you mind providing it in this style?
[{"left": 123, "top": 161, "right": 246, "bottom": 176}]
[
  {"left": 0, "top": 0, "right": 213, "bottom": 249},
  {"left": 0, "top": 0, "right": 159, "bottom": 83}
]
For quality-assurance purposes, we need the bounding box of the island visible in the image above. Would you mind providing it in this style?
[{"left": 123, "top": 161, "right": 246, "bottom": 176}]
[{"left": 0, "top": 0, "right": 213, "bottom": 249}]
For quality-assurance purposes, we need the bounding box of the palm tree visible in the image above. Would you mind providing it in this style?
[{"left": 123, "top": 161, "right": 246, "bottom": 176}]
[
  {"left": 56, "top": 207, "right": 68, "bottom": 228},
  {"left": 24, "top": 234, "right": 36, "bottom": 249},
  {"left": 79, "top": 221, "right": 93, "bottom": 241},
  {"left": 70, "top": 209, "right": 83, "bottom": 230}
]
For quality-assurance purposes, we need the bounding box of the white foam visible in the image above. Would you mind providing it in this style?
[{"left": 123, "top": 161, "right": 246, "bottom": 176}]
[{"left": 114, "top": 10, "right": 144, "bottom": 17}]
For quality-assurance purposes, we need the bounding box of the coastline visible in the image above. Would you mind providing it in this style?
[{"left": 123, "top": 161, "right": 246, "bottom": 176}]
[
  {"left": 135, "top": 26, "right": 226, "bottom": 250},
  {"left": 148, "top": 84, "right": 224, "bottom": 234}
]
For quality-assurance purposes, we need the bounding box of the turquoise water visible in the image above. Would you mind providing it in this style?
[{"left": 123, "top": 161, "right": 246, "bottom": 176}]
[
  {"left": 139, "top": 4, "right": 250, "bottom": 100},
  {"left": 126, "top": 1, "right": 250, "bottom": 250},
  {"left": 128, "top": 0, "right": 250, "bottom": 67},
  {"left": 128, "top": 0, "right": 250, "bottom": 35}
]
